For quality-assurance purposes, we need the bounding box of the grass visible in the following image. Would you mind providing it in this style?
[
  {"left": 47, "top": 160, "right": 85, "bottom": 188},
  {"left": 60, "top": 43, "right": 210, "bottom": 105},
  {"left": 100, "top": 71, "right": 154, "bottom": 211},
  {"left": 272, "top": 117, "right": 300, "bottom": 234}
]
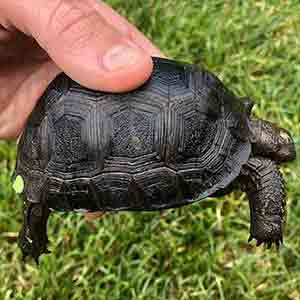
[{"left": 0, "top": 1, "right": 299, "bottom": 299}]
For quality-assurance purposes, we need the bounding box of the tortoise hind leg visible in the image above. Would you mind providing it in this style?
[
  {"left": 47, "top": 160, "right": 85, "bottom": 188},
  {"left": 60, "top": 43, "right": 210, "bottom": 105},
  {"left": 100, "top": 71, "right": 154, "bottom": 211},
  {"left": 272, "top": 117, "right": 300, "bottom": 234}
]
[
  {"left": 240, "top": 157, "right": 285, "bottom": 248},
  {"left": 18, "top": 199, "right": 51, "bottom": 264}
]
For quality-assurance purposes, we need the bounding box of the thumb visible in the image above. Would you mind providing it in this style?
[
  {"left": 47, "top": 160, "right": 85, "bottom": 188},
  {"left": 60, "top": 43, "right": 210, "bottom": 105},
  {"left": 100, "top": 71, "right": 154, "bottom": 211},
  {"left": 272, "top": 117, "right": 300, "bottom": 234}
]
[{"left": 1, "top": 0, "right": 153, "bottom": 92}]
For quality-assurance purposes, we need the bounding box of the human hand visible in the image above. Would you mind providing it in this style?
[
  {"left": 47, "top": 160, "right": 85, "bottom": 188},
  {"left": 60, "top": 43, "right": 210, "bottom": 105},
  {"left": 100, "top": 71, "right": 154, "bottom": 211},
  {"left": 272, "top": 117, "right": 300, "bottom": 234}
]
[{"left": 0, "top": 0, "right": 163, "bottom": 139}]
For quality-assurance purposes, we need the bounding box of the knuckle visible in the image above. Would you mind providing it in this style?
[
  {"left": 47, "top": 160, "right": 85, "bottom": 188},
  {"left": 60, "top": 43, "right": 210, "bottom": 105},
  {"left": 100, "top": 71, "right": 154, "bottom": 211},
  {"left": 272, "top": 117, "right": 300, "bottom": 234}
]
[
  {"left": 42, "top": 0, "right": 101, "bottom": 52},
  {"left": 48, "top": 1, "right": 85, "bottom": 34}
]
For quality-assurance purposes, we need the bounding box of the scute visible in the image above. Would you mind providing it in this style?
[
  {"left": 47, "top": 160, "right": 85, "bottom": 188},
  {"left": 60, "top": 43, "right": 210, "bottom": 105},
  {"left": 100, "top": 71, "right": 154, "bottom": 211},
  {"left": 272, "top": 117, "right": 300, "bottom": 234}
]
[
  {"left": 46, "top": 94, "right": 102, "bottom": 178},
  {"left": 111, "top": 108, "right": 155, "bottom": 158},
  {"left": 16, "top": 57, "right": 251, "bottom": 211},
  {"left": 151, "top": 59, "right": 189, "bottom": 87},
  {"left": 53, "top": 116, "right": 86, "bottom": 165},
  {"left": 182, "top": 117, "right": 217, "bottom": 157}
]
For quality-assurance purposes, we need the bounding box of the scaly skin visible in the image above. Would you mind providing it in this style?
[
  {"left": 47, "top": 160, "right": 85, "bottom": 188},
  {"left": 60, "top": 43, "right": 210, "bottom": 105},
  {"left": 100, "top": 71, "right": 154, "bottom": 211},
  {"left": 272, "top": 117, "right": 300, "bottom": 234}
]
[
  {"left": 18, "top": 200, "right": 50, "bottom": 264},
  {"left": 241, "top": 157, "right": 285, "bottom": 248},
  {"left": 239, "top": 119, "right": 295, "bottom": 248}
]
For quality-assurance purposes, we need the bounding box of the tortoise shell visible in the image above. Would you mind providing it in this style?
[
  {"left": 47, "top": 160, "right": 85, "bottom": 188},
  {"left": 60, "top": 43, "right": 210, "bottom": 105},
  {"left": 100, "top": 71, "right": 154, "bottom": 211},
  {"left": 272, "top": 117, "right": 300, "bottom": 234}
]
[{"left": 15, "top": 57, "right": 252, "bottom": 212}]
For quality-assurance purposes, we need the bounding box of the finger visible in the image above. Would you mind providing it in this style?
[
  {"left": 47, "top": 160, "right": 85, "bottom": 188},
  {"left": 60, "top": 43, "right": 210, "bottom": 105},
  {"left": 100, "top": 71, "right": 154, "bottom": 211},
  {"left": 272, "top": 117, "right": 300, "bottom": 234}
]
[
  {"left": 1, "top": 0, "right": 153, "bottom": 92},
  {"left": 0, "top": 61, "right": 60, "bottom": 139},
  {"left": 94, "top": 2, "right": 165, "bottom": 58}
]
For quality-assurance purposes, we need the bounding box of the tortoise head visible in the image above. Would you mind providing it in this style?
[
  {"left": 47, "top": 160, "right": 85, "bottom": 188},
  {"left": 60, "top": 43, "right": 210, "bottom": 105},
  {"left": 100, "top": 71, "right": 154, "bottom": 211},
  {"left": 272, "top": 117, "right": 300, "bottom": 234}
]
[{"left": 249, "top": 119, "right": 296, "bottom": 163}]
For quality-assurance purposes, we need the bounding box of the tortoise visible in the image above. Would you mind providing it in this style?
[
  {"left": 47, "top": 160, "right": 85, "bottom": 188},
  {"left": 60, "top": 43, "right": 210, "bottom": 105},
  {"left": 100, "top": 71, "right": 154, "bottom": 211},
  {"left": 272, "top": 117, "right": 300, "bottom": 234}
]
[{"left": 13, "top": 57, "right": 296, "bottom": 263}]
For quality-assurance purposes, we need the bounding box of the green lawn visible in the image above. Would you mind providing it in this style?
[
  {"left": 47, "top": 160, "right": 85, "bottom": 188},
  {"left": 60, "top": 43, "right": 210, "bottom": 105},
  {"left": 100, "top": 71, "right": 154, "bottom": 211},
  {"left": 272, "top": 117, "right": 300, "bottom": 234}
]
[{"left": 1, "top": 1, "right": 299, "bottom": 299}]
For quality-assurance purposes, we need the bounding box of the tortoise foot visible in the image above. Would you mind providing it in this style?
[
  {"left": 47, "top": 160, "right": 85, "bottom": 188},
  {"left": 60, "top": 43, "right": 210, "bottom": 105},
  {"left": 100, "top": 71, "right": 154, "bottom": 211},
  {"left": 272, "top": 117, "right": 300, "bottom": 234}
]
[
  {"left": 241, "top": 157, "right": 286, "bottom": 251},
  {"left": 248, "top": 215, "right": 283, "bottom": 249},
  {"left": 18, "top": 201, "right": 51, "bottom": 264}
]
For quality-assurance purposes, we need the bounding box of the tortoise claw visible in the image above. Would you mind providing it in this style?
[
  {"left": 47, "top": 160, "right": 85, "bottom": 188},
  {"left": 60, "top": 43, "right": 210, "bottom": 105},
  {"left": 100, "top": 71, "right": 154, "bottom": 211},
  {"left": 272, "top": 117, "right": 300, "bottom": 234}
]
[
  {"left": 256, "top": 240, "right": 263, "bottom": 247},
  {"left": 250, "top": 236, "right": 283, "bottom": 250},
  {"left": 34, "top": 256, "right": 40, "bottom": 265},
  {"left": 279, "top": 236, "right": 283, "bottom": 245},
  {"left": 22, "top": 253, "right": 28, "bottom": 262}
]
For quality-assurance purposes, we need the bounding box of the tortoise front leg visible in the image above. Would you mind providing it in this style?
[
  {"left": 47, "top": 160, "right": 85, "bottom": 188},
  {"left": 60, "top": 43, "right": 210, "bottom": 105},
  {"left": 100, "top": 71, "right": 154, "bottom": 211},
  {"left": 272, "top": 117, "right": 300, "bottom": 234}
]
[
  {"left": 240, "top": 157, "right": 285, "bottom": 248},
  {"left": 18, "top": 199, "right": 51, "bottom": 264}
]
